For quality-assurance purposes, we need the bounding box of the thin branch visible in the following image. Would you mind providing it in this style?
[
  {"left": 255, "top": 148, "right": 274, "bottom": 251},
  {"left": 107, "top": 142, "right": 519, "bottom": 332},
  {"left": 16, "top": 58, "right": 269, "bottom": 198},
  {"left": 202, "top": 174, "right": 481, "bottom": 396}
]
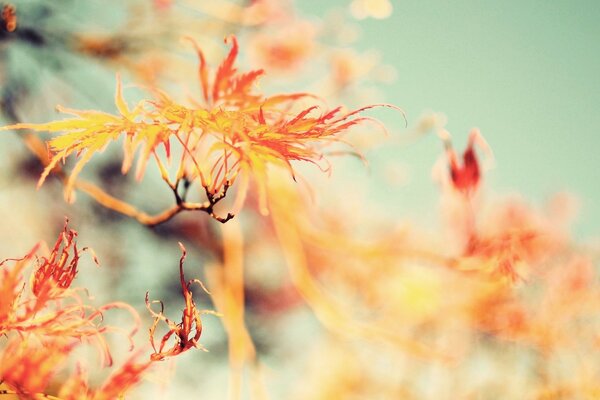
[
  {"left": 76, "top": 179, "right": 233, "bottom": 226},
  {"left": 14, "top": 132, "right": 234, "bottom": 226}
]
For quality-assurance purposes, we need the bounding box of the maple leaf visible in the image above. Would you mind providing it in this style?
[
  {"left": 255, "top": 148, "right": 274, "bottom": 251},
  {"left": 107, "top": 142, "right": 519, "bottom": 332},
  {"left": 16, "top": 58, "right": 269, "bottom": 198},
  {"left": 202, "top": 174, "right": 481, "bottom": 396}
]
[
  {"left": 2, "top": 35, "right": 401, "bottom": 220},
  {"left": 31, "top": 220, "right": 93, "bottom": 297},
  {"left": 438, "top": 128, "right": 492, "bottom": 195},
  {"left": 0, "top": 77, "right": 150, "bottom": 203},
  {"left": 145, "top": 243, "right": 217, "bottom": 361},
  {"left": 162, "top": 37, "right": 402, "bottom": 212},
  {"left": 0, "top": 221, "right": 139, "bottom": 367}
]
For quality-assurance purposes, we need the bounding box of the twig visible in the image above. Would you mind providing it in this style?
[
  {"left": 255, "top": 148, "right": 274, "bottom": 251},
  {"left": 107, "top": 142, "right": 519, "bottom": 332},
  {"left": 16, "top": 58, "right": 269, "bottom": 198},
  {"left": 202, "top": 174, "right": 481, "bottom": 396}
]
[{"left": 15, "top": 132, "right": 234, "bottom": 226}]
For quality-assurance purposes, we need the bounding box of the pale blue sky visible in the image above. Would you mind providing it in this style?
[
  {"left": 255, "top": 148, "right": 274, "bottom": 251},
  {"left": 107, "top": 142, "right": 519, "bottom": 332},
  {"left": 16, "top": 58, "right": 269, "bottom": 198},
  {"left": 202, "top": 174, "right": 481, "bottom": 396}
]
[{"left": 300, "top": 0, "right": 600, "bottom": 237}]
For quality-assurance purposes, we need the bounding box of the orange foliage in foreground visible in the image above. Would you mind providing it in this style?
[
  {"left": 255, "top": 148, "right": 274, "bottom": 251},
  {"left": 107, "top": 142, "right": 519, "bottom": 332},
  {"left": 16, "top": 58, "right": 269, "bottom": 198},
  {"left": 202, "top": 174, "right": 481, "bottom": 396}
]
[{"left": 0, "top": 222, "right": 213, "bottom": 399}]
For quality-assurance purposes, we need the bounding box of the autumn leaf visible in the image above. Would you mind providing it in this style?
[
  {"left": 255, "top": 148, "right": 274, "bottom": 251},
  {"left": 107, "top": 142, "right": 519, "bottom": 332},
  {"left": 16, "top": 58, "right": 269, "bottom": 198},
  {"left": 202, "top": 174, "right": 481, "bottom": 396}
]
[
  {"left": 146, "top": 242, "right": 217, "bottom": 361},
  {"left": 0, "top": 220, "right": 139, "bottom": 367},
  {"left": 2, "top": 35, "right": 401, "bottom": 219}
]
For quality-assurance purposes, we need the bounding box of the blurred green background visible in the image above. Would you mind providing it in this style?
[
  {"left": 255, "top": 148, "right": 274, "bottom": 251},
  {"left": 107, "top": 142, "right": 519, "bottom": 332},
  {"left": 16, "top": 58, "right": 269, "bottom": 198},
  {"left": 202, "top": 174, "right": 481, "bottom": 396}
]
[{"left": 302, "top": 0, "right": 600, "bottom": 238}]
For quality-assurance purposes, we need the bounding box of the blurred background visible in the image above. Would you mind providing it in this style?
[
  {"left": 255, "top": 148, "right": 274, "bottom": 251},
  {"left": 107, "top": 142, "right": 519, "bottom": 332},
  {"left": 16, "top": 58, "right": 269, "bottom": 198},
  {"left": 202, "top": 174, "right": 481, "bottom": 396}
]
[
  {"left": 1, "top": 1, "right": 599, "bottom": 399},
  {"left": 298, "top": 0, "right": 600, "bottom": 239}
]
